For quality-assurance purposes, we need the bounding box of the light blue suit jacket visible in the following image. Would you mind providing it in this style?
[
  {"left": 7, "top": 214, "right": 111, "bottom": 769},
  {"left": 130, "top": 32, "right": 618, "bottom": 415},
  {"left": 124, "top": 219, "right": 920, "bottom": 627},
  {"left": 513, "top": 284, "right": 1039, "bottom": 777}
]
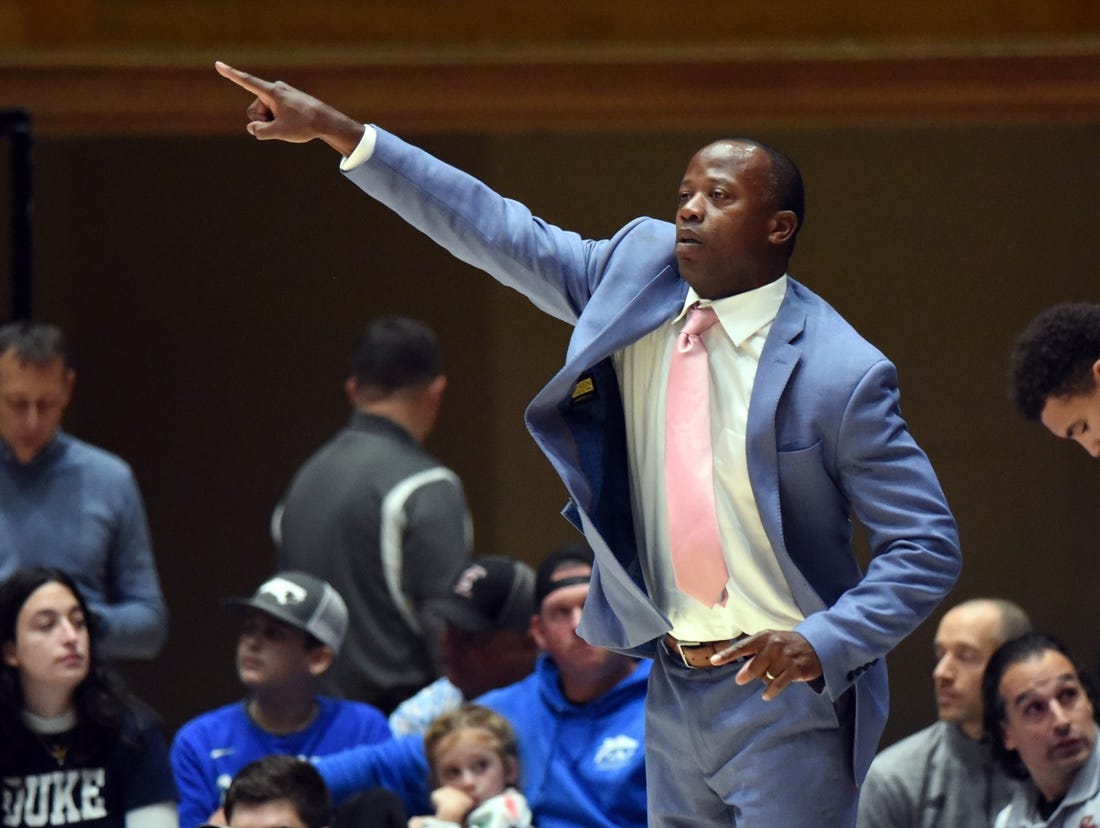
[{"left": 345, "top": 128, "right": 962, "bottom": 781}]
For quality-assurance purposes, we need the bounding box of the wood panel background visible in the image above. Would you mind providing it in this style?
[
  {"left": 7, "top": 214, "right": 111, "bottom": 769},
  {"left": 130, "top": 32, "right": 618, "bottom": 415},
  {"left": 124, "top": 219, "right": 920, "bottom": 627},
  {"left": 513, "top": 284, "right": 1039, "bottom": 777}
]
[{"left": 2, "top": 0, "right": 1100, "bottom": 134}]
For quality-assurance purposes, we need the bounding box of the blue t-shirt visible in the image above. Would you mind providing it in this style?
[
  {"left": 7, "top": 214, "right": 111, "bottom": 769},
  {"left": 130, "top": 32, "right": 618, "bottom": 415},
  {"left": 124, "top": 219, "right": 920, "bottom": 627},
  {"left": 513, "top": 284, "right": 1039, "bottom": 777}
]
[{"left": 170, "top": 696, "right": 391, "bottom": 828}]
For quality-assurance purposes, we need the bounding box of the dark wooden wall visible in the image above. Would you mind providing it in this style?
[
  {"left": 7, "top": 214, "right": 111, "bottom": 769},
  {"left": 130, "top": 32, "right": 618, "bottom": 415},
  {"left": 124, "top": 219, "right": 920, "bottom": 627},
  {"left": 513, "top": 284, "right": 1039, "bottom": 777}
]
[{"left": 2, "top": 1, "right": 1098, "bottom": 750}]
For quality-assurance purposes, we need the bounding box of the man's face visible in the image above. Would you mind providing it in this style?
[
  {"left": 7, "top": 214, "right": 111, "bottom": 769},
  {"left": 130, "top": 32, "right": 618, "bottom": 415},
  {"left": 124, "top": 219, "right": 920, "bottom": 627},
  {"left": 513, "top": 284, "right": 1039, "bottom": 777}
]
[
  {"left": 0, "top": 349, "right": 73, "bottom": 463},
  {"left": 531, "top": 565, "right": 624, "bottom": 687},
  {"left": 227, "top": 799, "right": 309, "bottom": 828},
  {"left": 1040, "top": 362, "right": 1100, "bottom": 458},
  {"left": 932, "top": 602, "right": 1003, "bottom": 738},
  {"left": 674, "top": 141, "right": 792, "bottom": 300},
  {"left": 999, "top": 649, "right": 1097, "bottom": 803},
  {"left": 441, "top": 625, "right": 536, "bottom": 699},
  {"left": 236, "top": 610, "right": 322, "bottom": 690}
]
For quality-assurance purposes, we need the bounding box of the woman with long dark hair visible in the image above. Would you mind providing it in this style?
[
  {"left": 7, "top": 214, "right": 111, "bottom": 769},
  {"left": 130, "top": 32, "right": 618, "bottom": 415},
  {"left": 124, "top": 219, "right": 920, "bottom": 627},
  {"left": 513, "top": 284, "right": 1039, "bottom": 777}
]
[{"left": 0, "top": 565, "right": 177, "bottom": 828}]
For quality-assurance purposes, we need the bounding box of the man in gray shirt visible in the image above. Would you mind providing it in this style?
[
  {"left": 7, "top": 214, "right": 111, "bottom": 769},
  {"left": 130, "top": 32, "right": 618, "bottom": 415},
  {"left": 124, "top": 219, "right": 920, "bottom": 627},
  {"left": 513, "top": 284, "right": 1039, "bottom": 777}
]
[
  {"left": 273, "top": 316, "right": 472, "bottom": 712},
  {"left": 857, "top": 598, "right": 1032, "bottom": 827}
]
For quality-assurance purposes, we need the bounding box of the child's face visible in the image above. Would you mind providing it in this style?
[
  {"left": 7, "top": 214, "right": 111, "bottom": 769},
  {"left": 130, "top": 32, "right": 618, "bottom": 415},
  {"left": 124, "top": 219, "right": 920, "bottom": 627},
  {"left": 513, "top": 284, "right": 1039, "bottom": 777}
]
[
  {"left": 433, "top": 729, "right": 516, "bottom": 807},
  {"left": 235, "top": 610, "right": 317, "bottom": 690}
]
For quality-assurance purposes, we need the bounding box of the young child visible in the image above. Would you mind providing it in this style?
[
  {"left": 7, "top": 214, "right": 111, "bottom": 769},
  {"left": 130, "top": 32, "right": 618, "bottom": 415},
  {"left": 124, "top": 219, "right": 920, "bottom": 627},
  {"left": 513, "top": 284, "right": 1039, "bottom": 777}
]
[{"left": 409, "top": 705, "right": 532, "bottom": 828}]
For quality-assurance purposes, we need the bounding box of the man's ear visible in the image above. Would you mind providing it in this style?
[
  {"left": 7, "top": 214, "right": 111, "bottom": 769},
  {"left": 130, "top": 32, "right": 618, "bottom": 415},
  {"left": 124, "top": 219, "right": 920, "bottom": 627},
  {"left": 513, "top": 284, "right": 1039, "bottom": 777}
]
[
  {"left": 769, "top": 210, "right": 798, "bottom": 247},
  {"left": 345, "top": 377, "right": 359, "bottom": 406},
  {"left": 528, "top": 615, "right": 545, "bottom": 650},
  {"left": 1001, "top": 720, "right": 1016, "bottom": 752},
  {"left": 426, "top": 374, "right": 447, "bottom": 409},
  {"left": 307, "top": 645, "right": 335, "bottom": 677}
]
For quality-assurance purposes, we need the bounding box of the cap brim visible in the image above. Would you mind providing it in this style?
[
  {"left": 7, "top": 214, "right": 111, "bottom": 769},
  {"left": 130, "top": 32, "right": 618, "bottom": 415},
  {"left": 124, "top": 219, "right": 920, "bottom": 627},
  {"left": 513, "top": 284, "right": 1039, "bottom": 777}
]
[
  {"left": 429, "top": 596, "right": 494, "bottom": 633},
  {"left": 222, "top": 597, "right": 312, "bottom": 639}
]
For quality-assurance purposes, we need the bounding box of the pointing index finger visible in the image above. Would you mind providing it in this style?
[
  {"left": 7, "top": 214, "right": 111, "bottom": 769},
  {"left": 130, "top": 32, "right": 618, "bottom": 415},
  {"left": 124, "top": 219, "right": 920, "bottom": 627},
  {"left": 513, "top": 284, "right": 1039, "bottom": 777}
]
[{"left": 215, "top": 61, "right": 274, "bottom": 99}]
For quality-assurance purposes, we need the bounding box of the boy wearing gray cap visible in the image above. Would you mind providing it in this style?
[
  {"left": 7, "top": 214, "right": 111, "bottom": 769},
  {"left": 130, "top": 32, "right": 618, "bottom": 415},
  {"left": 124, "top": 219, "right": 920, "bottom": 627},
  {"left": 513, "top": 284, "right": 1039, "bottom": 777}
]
[{"left": 171, "top": 572, "right": 392, "bottom": 828}]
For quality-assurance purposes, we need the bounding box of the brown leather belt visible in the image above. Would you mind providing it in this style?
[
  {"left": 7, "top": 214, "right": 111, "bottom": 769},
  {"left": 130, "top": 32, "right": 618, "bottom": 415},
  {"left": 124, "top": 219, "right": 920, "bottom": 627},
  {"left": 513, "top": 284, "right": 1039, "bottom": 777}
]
[{"left": 664, "top": 633, "right": 748, "bottom": 669}]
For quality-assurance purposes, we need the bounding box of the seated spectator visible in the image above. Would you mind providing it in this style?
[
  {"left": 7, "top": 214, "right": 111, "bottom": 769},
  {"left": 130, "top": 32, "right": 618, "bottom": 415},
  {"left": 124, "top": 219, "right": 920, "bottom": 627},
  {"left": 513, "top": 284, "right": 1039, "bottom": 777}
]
[
  {"left": 390, "top": 556, "right": 537, "bottom": 736},
  {"left": 0, "top": 321, "right": 167, "bottom": 659},
  {"left": 171, "top": 572, "right": 391, "bottom": 828},
  {"left": 220, "top": 755, "right": 330, "bottom": 828},
  {"left": 858, "top": 598, "right": 1032, "bottom": 827},
  {"left": 983, "top": 632, "right": 1100, "bottom": 827},
  {"left": 315, "top": 543, "right": 648, "bottom": 828},
  {"left": 1010, "top": 301, "right": 1100, "bottom": 458},
  {"left": 0, "top": 565, "right": 177, "bottom": 828},
  {"left": 409, "top": 704, "right": 531, "bottom": 828}
]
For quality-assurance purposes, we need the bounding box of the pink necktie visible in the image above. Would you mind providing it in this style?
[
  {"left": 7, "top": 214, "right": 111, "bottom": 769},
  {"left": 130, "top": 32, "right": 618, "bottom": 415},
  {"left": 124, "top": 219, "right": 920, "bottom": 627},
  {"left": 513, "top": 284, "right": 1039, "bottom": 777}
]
[{"left": 665, "top": 304, "right": 729, "bottom": 607}]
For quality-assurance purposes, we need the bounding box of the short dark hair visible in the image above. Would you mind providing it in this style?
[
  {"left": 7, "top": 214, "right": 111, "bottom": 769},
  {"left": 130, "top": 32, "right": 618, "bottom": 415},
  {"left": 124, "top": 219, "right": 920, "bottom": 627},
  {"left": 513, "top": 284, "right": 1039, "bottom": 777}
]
[
  {"left": 223, "top": 755, "right": 331, "bottom": 828},
  {"left": 349, "top": 315, "right": 441, "bottom": 393},
  {"left": 981, "top": 632, "right": 1097, "bottom": 779},
  {"left": 1010, "top": 302, "right": 1100, "bottom": 420},
  {"left": 721, "top": 138, "right": 805, "bottom": 256},
  {"left": 0, "top": 321, "right": 70, "bottom": 368}
]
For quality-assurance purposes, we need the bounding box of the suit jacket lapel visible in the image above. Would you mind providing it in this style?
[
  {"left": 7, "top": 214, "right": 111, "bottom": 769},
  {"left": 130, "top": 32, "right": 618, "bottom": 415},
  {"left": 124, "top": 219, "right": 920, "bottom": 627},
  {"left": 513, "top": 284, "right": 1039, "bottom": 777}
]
[{"left": 747, "top": 286, "right": 805, "bottom": 559}]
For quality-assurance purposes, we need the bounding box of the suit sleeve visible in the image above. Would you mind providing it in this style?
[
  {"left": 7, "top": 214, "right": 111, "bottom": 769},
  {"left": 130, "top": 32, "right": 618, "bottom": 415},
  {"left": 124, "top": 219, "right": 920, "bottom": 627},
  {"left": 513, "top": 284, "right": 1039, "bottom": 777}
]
[
  {"left": 342, "top": 128, "right": 614, "bottom": 326},
  {"left": 794, "top": 358, "right": 961, "bottom": 697}
]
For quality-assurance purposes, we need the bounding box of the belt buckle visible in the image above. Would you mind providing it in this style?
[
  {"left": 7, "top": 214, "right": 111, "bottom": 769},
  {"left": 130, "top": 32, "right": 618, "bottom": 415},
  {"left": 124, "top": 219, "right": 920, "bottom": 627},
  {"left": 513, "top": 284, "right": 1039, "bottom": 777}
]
[{"left": 674, "top": 639, "right": 701, "bottom": 669}]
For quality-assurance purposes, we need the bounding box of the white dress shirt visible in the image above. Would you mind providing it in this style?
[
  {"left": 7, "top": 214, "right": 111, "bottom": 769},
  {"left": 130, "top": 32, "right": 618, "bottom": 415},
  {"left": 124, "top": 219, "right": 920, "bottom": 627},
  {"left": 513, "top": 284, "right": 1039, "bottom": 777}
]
[{"left": 613, "top": 275, "right": 804, "bottom": 642}]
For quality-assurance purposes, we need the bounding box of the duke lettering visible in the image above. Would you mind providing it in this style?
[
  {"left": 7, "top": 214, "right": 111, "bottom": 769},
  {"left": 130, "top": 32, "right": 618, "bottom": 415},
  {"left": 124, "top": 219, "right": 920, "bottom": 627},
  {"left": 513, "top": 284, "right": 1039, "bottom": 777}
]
[{"left": 2, "top": 770, "right": 107, "bottom": 826}]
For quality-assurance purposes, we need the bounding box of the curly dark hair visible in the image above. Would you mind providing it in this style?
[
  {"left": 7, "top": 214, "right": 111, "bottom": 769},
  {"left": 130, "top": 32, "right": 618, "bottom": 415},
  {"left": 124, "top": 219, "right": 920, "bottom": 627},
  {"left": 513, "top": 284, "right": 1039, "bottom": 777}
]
[
  {"left": 981, "top": 632, "right": 1098, "bottom": 780},
  {"left": 1010, "top": 302, "right": 1100, "bottom": 420},
  {"left": 0, "top": 566, "right": 136, "bottom": 774}
]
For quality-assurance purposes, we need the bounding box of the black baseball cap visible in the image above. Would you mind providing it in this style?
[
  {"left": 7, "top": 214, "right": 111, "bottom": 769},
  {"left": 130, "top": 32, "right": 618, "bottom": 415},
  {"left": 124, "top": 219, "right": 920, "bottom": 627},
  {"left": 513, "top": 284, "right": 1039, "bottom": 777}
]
[
  {"left": 432, "top": 556, "right": 536, "bottom": 633},
  {"left": 535, "top": 542, "right": 594, "bottom": 608}
]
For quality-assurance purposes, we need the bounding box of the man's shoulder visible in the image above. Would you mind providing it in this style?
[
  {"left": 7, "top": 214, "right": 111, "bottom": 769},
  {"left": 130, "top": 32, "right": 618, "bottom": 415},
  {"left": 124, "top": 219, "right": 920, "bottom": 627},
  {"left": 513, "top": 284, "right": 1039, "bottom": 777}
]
[
  {"left": 53, "top": 433, "right": 136, "bottom": 480},
  {"left": 290, "top": 417, "right": 452, "bottom": 486},
  {"left": 784, "top": 279, "right": 885, "bottom": 356},
  {"left": 319, "top": 695, "right": 389, "bottom": 729},
  {"left": 869, "top": 721, "right": 945, "bottom": 775},
  {"left": 173, "top": 700, "right": 247, "bottom": 747}
]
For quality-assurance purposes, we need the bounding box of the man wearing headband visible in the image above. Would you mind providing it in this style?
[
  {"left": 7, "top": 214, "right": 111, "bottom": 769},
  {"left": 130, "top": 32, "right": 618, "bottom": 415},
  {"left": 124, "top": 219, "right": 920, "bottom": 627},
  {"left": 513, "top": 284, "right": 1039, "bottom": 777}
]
[{"left": 314, "top": 544, "right": 648, "bottom": 828}]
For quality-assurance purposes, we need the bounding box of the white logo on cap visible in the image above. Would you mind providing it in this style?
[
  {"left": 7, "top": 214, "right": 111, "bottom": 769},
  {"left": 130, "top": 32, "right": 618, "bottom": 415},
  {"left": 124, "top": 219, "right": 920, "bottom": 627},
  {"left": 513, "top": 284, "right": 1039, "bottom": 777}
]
[
  {"left": 452, "top": 564, "right": 489, "bottom": 598},
  {"left": 259, "top": 577, "right": 308, "bottom": 605}
]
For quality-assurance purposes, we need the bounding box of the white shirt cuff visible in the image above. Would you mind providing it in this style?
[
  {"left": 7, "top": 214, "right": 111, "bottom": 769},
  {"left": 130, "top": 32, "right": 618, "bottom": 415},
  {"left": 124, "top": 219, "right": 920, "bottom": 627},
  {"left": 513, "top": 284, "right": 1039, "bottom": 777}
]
[{"left": 340, "top": 125, "right": 377, "bottom": 171}]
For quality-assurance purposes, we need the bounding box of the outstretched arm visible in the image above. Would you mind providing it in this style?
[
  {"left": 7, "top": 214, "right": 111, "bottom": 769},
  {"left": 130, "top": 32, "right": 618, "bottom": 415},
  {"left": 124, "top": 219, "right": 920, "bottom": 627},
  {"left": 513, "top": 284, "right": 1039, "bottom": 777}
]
[{"left": 214, "top": 61, "right": 364, "bottom": 156}]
